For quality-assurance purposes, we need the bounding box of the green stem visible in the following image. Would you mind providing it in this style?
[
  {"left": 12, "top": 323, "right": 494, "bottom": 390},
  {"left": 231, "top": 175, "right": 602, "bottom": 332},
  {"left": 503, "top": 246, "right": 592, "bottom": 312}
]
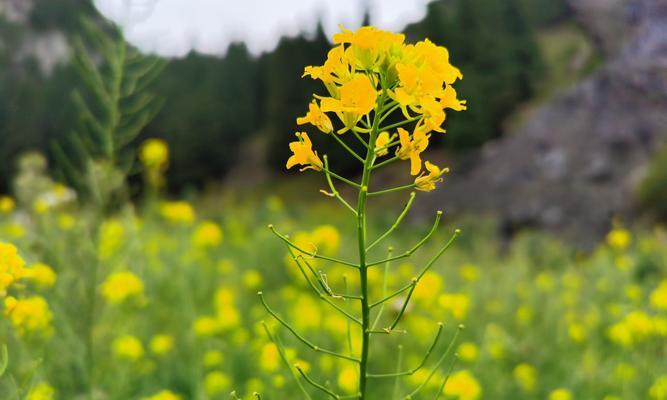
[
  {"left": 378, "top": 116, "right": 420, "bottom": 133},
  {"left": 331, "top": 132, "right": 364, "bottom": 163},
  {"left": 356, "top": 87, "right": 386, "bottom": 399}
]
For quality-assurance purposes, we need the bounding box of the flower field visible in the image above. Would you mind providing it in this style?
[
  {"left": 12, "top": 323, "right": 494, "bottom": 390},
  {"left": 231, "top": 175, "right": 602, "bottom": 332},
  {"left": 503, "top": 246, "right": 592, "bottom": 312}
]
[{"left": 1, "top": 187, "right": 666, "bottom": 399}]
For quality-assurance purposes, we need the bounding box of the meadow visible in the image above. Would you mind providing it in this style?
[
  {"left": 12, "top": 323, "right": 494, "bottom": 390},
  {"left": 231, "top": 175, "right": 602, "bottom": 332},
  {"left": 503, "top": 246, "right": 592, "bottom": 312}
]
[{"left": 0, "top": 175, "right": 666, "bottom": 399}]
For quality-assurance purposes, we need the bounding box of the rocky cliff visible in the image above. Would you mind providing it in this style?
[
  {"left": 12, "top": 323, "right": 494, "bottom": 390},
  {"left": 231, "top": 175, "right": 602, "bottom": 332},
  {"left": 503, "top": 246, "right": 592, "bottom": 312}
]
[{"left": 427, "top": 0, "right": 667, "bottom": 246}]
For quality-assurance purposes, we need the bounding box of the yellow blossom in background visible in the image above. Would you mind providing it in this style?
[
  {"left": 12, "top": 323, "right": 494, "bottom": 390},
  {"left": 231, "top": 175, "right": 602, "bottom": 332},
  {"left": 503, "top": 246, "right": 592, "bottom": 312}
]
[
  {"left": 214, "top": 287, "right": 241, "bottom": 330},
  {"left": 150, "top": 334, "right": 175, "bottom": 356},
  {"left": 413, "top": 271, "right": 443, "bottom": 305},
  {"left": 286, "top": 132, "right": 323, "bottom": 171},
  {"left": 606, "top": 226, "right": 631, "bottom": 250},
  {"left": 0, "top": 195, "right": 15, "bottom": 214},
  {"left": 204, "top": 371, "right": 231, "bottom": 396},
  {"left": 203, "top": 350, "right": 224, "bottom": 368},
  {"left": 57, "top": 213, "right": 76, "bottom": 230},
  {"left": 26, "top": 382, "right": 55, "bottom": 400},
  {"left": 143, "top": 390, "right": 181, "bottom": 400},
  {"left": 98, "top": 219, "right": 125, "bottom": 260},
  {"left": 101, "top": 271, "right": 145, "bottom": 304},
  {"left": 25, "top": 263, "right": 57, "bottom": 288},
  {"left": 439, "top": 292, "right": 470, "bottom": 320},
  {"left": 4, "top": 295, "right": 53, "bottom": 336},
  {"left": 193, "top": 220, "right": 223, "bottom": 248},
  {"left": 337, "top": 364, "right": 358, "bottom": 394},
  {"left": 567, "top": 322, "right": 587, "bottom": 343},
  {"left": 459, "top": 264, "right": 479, "bottom": 282},
  {"left": 259, "top": 343, "right": 281, "bottom": 373},
  {"left": 113, "top": 335, "right": 144, "bottom": 361},
  {"left": 193, "top": 316, "right": 222, "bottom": 337},
  {"left": 650, "top": 375, "right": 667, "bottom": 400},
  {"left": 297, "top": 101, "right": 333, "bottom": 133},
  {"left": 457, "top": 342, "right": 478, "bottom": 363},
  {"left": 613, "top": 362, "right": 636, "bottom": 382},
  {"left": 310, "top": 225, "right": 341, "bottom": 254},
  {"left": 515, "top": 304, "right": 534, "bottom": 325},
  {"left": 242, "top": 270, "right": 263, "bottom": 289},
  {"left": 0, "top": 242, "right": 26, "bottom": 296},
  {"left": 415, "top": 162, "right": 447, "bottom": 192},
  {"left": 443, "top": 370, "right": 481, "bottom": 400},
  {"left": 650, "top": 280, "right": 667, "bottom": 310},
  {"left": 513, "top": 363, "right": 537, "bottom": 393},
  {"left": 549, "top": 388, "right": 573, "bottom": 400},
  {"left": 160, "top": 201, "right": 196, "bottom": 224},
  {"left": 140, "top": 138, "right": 169, "bottom": 169}
]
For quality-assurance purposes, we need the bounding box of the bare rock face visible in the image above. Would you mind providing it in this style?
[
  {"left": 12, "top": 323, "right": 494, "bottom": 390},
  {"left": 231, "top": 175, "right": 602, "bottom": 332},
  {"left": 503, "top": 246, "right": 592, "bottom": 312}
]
[{"left": 429, "top": 0, "right": 667, "bottom": 247}]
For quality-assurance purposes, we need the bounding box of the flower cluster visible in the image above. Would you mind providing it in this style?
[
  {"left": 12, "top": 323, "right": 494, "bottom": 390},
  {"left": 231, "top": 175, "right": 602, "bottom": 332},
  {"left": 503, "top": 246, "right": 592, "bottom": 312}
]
[
  {"left": 288, "top": 25, "right": 466, "bottom": 192},
  {"left": 0, "top": 242, "right": 27, "bottom": 296}
]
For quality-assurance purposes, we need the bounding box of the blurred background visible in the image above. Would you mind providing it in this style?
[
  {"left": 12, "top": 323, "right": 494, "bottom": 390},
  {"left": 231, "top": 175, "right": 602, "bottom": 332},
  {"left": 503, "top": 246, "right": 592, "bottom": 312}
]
[
  {"left": 1, "top": 0, "right": 665, "bottom": 246},
  {"left": 1, "top": 1, "right": 667, "bottom": 399}
]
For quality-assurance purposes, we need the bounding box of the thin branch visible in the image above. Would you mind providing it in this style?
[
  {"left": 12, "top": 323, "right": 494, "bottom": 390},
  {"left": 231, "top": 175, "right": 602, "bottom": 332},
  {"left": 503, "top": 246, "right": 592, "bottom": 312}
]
[
  {"left": 296, "top": 253, "right": 362, "bottom": 300},
  {"left": 369, "top": 280, "right": 415, "bottom": 309},
  {"left": 371, "top": 247, "right": 393, "bottom": 330},
  {"left": 388, "top": 281, "right": 417, "bottom": 330},
  {"left": 378, "top": 116, "right": 421, "bottom": 132},
  {"left": 367, "top": 193, "right": 416, "bottom": 251},
  {"left": 368, "top": 183, "right": 417, "bottom": 197},
  {"left": 295, "top": 366, "right": 340, "bottom": 399},
  {"left": 403, "top": 325, "right": 463, "bottom": 399},
  {"left": 371, "top": 154, "right": 400, "bottom": 170},
  {"left": 322, "top": 156, "right": 357, "bottom": 215},
  {"left": 259, "top": 292, "right": 361, "bottom": 363},
  {"left": 351, "top": 129, "right": 370, "bottom": 150},
  {"left": 269, "top": 225, "right": 359, "bottom": 268},
  {"left": 367, "top": 211, "right": 443, "bottom": 267},
  {"left": 415, "top": 229, "right": 461, "bottom": 281},
  {"left": 367, "top": 323, "right": 444, "bottom": 378},
  {"left": 379, "top": 102, "right": 401, "bottom": 124},
  {"left": 433, "top": 355, "right": 459, "bottom": 400},
  {"left": 322, "top": 165, "right": 362, "bottom": 188},
  {"left": 261, "top": 322, "right": 313, "bottom": 400},
  {"left": 330, "top": 132, "right": 364, "bottom": 163},
  {"left": 287, "top": 249, "right": 362, "bottom": 325}
]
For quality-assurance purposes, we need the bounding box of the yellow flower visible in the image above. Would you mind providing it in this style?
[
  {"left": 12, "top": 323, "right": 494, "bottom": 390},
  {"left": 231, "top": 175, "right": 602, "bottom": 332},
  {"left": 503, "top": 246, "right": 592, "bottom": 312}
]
[
  {"left": 193, "top": 316, "right": 222, "bottom": 337},
  {"left": 415, "top": 161, "right": 447, "bottom": 192},
  {"left": 160, "top": 201, "right": 196, "bottom": 224},
  {"left": 259, "top": 343, "right": 280, "bottom": 373},
  {"left": 549, "top": 388, "right": 573, "bottom": 400},
  {"left": 286, "top": 132, "right": 323, "bottom": 171},
  {"left": 203, "top": 350, "right": 224, "bottom": 368},
  {"left": 303, "top": 45, "right": 351, "bottom": 85},
  {"left": 4, "top": 296, "right": 53, "bottom": 336},
  {"left": 333, "top": 25, "right": 405, "bottom": 71},
  {"left": 113, "top": 335, "right": 144, "bottom": 361},
  {"left": 204, "top": 371, "right": 231, "bottom": 396},
  {"left": 150, "top": 334, "right": 175, "bottom": 356},
  {"left": 457, "top": 342, "right": 478, "bottom": 363},
  {"left": 297, "top": 101, "right": 333, "bottom": 133},
  {"left": 0, "top": 196, "right": 15, "bottom": 214},
  {"left": 98, "top": 219, "right": 125, "bottom": 260},
  {"left": 140, "top": 138, "right": 169, "bottom": 169},
  {"left": 320, "top": 74, "right": 377, "bottom": 128},
  {"left": 242, "top": 270, "right": 263, "bottom": 289},
  {"left": 25, "top": 263, "right": 57, "bottom": 288},
  {"left": 513, "top": 363, "right": 537, "bottom": 393},
  {"left": 101, "top": 271, "right": 144, "bottom": 304},
  {"left": 458, "top": 264, "right": 479, "bottom": 282},
  {"left": 214, "top": 287, "right": 241, "bottom": 330},
  {"left": 650, "top": 375, "right": 667, "bottom": 400},
  {"left": 26, "top": 382, "right": 55, "bottom": 400},
  {"left": 606, "top": 226, "right": 631, "bottom": 250},
  {"left": 310, "top": 225, "right": 341, "bottom": 254},
  {"left": 443, "top": 370, "right": 481, "bottom": 400},
  {"left": 143, "top": 390, "right": 181, "bottom": 400},
  {"left": 193, "top": 221, "right": 223, "bottom": 248},
  {"left": 650, "top": 280, "right": 667, "bottom": 311},
  {"left": 0, "top": 242, "right": 27, "bottom": 296},
  {"left": 374, "top": 131, "right": 392, "bottom": 156},
  {"left": 337, "top": 364, "right": 358, "bottom": 394},
  {"left": 396, "top": 127, "right": 430, "bottom": 175},
  {"left": 438, "top": 293, "right": 470, "bottom": 320}
]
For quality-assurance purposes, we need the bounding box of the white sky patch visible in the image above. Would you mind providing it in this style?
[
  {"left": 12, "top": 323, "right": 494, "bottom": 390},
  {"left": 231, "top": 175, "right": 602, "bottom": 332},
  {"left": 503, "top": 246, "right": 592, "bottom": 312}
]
[{"left": 94, "top": 0, "right": 435, "bottom": 58}]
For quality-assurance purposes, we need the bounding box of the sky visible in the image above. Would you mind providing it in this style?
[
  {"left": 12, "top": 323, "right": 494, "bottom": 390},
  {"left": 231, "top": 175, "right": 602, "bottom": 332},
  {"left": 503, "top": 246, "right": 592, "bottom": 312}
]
[{"left": 93, "top": 0, "right": 435, "bottom": 57}]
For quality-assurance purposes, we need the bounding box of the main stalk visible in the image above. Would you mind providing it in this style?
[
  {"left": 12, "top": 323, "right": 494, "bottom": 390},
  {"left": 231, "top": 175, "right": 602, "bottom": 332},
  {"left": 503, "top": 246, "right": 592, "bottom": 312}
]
[{"left": 357, "top": 92, "right": 383, "bottom": 399}]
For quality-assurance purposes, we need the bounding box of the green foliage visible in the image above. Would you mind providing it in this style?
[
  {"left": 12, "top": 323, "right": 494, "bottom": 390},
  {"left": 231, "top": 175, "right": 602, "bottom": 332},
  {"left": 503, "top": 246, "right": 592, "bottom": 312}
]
[
  {"left": 637, "top": 144, "right": 667, "bottom": 221},
  {"left": 53, "top": 17, "right": 165, "bottom": 203}
]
